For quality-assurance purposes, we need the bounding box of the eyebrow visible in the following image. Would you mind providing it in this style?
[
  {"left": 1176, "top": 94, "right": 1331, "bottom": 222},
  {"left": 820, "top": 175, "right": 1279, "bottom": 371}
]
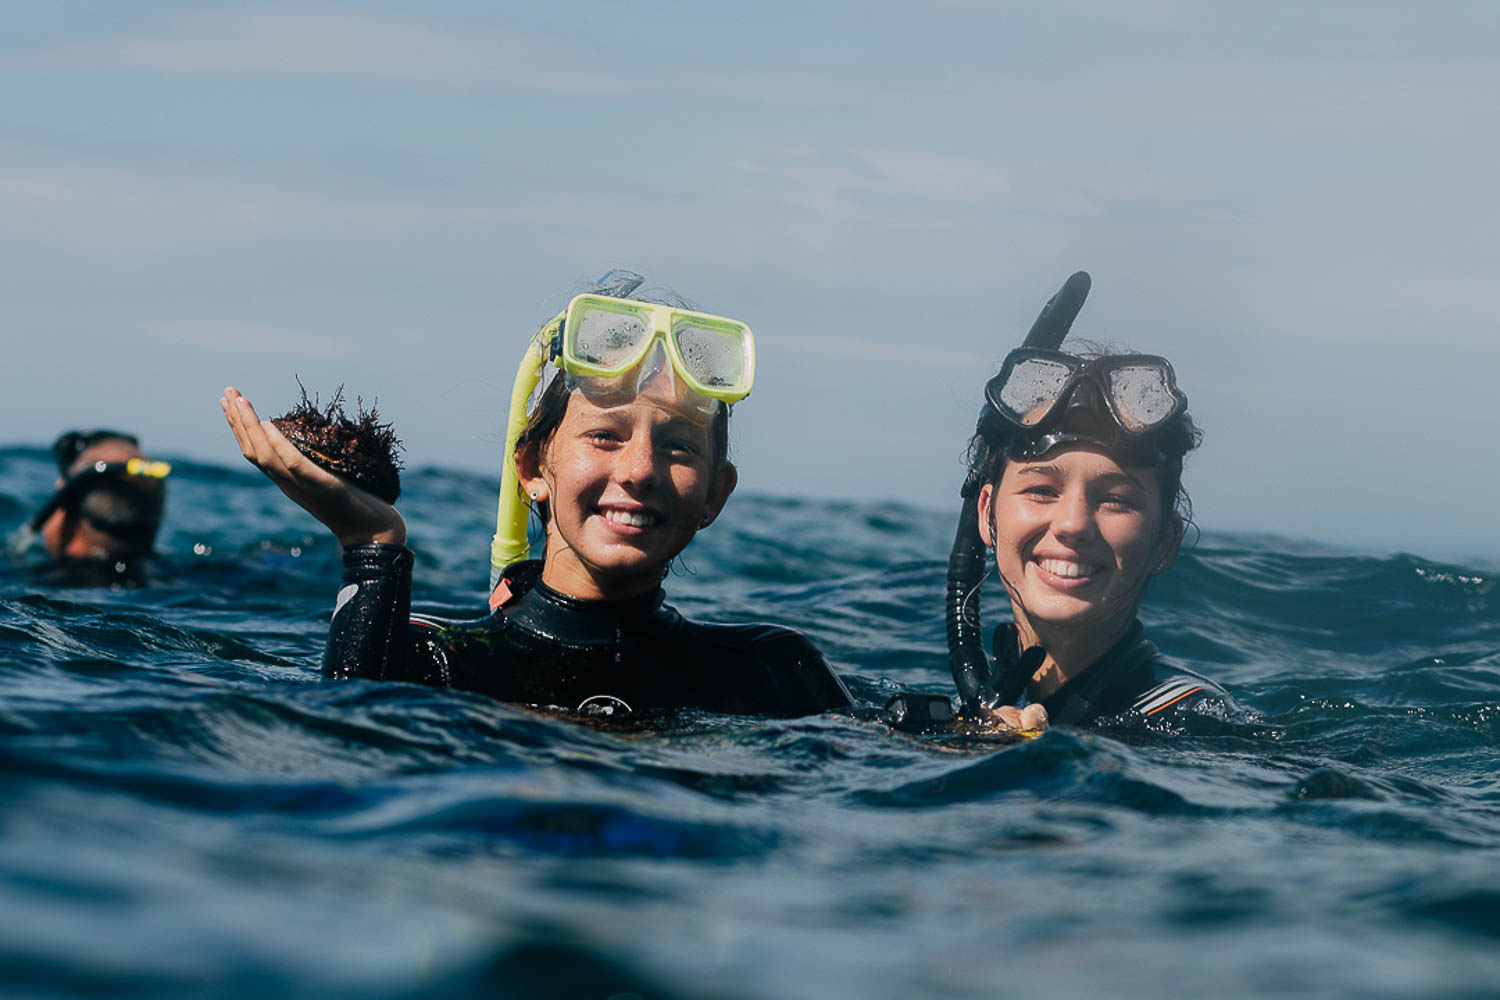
[{"left": 1014, "top": 464, "right": 1147, "bottom": 491}]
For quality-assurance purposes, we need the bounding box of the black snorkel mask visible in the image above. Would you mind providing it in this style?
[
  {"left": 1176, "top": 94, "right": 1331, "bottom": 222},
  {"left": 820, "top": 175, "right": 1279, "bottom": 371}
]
[
  {"left": 947, "top": 272, "right": 1095, "bottom": 713},
  {"left": 986, "top": 348, "right": 1187, "bottom": 466}
]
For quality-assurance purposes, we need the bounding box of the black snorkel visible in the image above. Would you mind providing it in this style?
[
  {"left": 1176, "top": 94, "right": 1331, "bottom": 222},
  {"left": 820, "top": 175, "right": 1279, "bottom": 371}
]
[{"left": 946, "top": 271, "right": 1091, "bottom": 712}]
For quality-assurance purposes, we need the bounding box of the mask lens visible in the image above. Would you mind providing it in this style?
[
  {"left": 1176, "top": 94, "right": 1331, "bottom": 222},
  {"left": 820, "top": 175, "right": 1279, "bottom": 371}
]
[
  {"left": 999, "top": 357, "right": 1074, "bottom": 426},
  {"left": 1107, "top": 364, "right": 1177, "bottom": 432},
  {"left": 672, "top": 320, "right": 748, "bottom": 391},
  {"left": 570, "top": 304, "right": 650, "bottom": 369}
]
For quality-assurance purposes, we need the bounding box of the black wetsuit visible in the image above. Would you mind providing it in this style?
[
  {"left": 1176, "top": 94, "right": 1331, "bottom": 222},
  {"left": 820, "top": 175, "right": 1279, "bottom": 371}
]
[
  {"left": 324, "top": 543, "right": 853, "bottom": 718},
  {"left": 29, "top": 557, "right": 149, "bottom": 588},
  {"left": 992, "top": 619, "right": 1232, "bottom": 727}
]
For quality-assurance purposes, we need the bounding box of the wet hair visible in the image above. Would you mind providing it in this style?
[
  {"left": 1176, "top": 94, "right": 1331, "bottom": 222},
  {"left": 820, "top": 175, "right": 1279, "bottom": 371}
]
[
  {"left": 514, "top": 285, "right": 734, "bottom": 528},
  {"left": 968, "top": 347, "right": 1202, "bottom": 543},
  {"left": 515, "top": 371, "right": 732, "bottom": 527}
]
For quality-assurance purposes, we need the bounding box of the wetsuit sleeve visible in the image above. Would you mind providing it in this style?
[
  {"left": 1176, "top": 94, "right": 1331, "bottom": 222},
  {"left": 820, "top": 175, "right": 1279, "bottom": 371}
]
[{"left": 323, "top": 542, "right": 446, "bottom": 685}]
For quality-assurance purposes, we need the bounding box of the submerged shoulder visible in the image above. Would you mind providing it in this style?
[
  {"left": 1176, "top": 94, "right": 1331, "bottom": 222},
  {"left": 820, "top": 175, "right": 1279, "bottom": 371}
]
[
  {"left": 406, "top": 606, "right": 507, "bottom": 641},
  {"left": 677, "top": 617, "right": 853, "bottom": 712},
  {"left": 680, "top": 618, "right": 821, "bottom": 651}
]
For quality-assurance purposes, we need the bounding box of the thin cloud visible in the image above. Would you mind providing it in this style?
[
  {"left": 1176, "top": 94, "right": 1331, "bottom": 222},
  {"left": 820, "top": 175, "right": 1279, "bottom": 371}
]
[
  {"left": 725, "top": 141, "right": 1014, "bottom": 212},
  {"left": 147, "top": 319, "right": 366, "bottom": 361},
  {"left": 0, "top": 143, "right": 556, "bottom": 247},
  {"left": 770, "top": 329, "right": 994, "bottom": 370},
  {"left": 7, "top": 5, "right": 856, "bottom": 104},
  {"left": 11, "top": 7, "right": 634, "bottom": 96}
]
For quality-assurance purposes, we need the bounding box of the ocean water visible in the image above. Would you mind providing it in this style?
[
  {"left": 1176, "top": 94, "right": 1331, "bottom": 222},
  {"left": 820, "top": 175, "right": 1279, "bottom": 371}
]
[{"left": 2, "top": 444, "right": 1499, "bottom": 999}]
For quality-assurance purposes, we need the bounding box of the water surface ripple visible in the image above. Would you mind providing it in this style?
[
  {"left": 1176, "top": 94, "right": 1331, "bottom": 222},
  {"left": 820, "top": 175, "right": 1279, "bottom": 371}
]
[{"left": 3, "top": 447, "right": 1499, "bottom": 998}]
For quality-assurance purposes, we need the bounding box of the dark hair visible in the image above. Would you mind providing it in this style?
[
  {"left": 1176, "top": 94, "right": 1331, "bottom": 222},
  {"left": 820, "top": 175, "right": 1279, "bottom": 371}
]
[{"left": 515, "top": 374, "right": 732, "bottom": 527}]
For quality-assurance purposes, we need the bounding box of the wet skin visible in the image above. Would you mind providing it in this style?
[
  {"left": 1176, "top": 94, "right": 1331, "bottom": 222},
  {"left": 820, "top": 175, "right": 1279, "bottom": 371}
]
[
  {"left": 221, "top": 387, "right": 407, "bottom": 547},
  {"left": 41, "top": 438, "right": 152, "bottom": 560},
  {"left": 516, "top": 392, "right": 736, "bottom": 601},
  {"left": 222, "top": 385, "right": 734, "bottom": 602},
  {"left": 977, "top": 443, "right": 1180, "bottom": 702}
]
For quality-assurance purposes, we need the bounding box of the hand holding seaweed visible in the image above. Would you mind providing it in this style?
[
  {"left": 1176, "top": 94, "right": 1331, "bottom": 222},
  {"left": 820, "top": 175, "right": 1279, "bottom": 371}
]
[
  {"left": 269, "top": 381, "right": 403, "bottom": 503},
  {"left": 220, "top": 384, "right": 407, "bottom": 547}
]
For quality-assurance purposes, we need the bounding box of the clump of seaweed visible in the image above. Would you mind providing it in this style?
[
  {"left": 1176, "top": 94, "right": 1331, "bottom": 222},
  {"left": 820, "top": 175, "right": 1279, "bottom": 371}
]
[{"left": 270, "top": 379, "right": 404, "bottom": 503}]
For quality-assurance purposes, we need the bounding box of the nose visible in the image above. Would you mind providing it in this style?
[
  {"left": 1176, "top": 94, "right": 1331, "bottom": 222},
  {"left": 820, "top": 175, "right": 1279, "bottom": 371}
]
[
  {"left": 1052, "top": 489, "right": 1096, "bottom": 542},
  {"left": 616, "top": 432, "right": 660, "bottom": 488}
]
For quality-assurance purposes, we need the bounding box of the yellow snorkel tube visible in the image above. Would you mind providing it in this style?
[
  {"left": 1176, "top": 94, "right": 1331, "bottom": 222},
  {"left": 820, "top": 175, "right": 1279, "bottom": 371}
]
[
  {"left": 486, "top": 270, "right": 757, "bottom": 591},
  {"left": 488, "top": 313, "right": 560, "bottom": 584},
  {"left": 488, "top": 270, "right": 651, "bottom": 587}
]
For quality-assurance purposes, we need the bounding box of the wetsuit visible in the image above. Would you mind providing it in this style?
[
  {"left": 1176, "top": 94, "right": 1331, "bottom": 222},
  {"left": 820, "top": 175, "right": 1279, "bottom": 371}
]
[
  {"left": 26, "top": 557, "right": 149, "bottom": 588},
  {"left": 324, "top": 543, "right": 853, "bottom": 718},
  {"left": 992, "top": 619, "right": 1232, "bottom": 727}
]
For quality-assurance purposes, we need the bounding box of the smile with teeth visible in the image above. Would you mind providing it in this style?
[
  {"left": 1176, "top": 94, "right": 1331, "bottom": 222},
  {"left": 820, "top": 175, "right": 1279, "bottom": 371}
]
[
  {"left": 1035, "top": 557, "right": 1100, "bottom": 579},
  {"left": 600, "top": 508, "right": 660, "bottom": 528}
]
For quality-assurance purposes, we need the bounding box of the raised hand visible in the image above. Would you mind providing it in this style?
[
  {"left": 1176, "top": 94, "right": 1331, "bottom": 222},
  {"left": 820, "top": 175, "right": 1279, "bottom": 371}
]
[{"left": 220, "top": 386, "right": 406, "bottom": 547}]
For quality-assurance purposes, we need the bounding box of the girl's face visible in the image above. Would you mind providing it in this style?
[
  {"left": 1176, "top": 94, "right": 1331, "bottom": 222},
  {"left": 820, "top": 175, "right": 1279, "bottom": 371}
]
[
  {"left": 519, "top": 391, "right": 736, "bottom": 600},
  {"left": 978, "top": 444, "right": 1178, "bottom": 636}
]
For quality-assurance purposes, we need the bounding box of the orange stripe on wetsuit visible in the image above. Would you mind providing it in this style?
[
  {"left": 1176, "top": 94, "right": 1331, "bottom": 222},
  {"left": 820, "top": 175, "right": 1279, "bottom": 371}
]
[{"left": 1145, "top": 686, "right": 1203, "bottom": 715}]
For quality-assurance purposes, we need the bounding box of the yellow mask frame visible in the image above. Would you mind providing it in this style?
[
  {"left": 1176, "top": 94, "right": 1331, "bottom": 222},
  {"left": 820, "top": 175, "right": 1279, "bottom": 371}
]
[{"left": 487, "top": 291, "right": 756, "bottom": 586}]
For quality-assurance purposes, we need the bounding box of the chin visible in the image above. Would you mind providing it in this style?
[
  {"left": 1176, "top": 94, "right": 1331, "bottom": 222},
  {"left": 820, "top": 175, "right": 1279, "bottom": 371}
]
[
  {"left": 1024, "top": 594, "right": 1117, "bottom": 629},
  {"left": 585, "top": 548, "right": 673, "bottom": 580}
]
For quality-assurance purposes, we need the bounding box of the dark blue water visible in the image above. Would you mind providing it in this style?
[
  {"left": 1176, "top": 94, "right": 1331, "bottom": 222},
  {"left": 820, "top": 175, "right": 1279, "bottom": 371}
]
[{"left": 3, "top": 445, "right": 1499, "bottom": 999}]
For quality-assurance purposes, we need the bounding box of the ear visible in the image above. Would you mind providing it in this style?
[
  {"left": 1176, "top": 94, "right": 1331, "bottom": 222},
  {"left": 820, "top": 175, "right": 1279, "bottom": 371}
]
[
  {"left": 515, "top": 440, "right": 549, "bottom": 501},
  {"left": 976, "top": 482, "right": 996, "bottom": 547},
  {"left": 1152, "top": 513, "right": 1183, "bottom": 574},
  {"left": 698, "top": 462, "right": 738, "bottom": 528}
]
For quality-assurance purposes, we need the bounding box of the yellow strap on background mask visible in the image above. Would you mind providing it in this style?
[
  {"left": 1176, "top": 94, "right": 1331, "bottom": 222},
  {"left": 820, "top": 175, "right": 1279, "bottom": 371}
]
[{"left": 124, "top": 458, "right": 172, "bottom": 479}]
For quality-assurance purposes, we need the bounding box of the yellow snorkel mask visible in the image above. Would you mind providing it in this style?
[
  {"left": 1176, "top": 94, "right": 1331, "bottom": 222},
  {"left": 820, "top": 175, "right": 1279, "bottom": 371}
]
[{"left": 488, "top": 273, "right": 756, "bottom": 585}]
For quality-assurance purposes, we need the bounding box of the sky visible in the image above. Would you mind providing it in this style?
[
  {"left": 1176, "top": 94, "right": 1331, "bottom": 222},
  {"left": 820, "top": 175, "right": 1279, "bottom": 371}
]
[{"left": 2, "top": 1, "right": 1497, "bottom": 559}]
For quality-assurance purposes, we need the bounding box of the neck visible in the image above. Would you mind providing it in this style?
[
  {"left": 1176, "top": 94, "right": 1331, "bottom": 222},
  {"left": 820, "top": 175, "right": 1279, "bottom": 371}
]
[
  {"left": 539, "top": 549, "right": 662, "bottom": 602},
  {"left": 1013, "top": 606, "right": 1137, "bottom": 701}
]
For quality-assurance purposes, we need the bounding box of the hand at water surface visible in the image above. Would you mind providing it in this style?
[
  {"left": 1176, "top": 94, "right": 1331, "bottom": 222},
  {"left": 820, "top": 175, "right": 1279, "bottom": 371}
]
[
  {"left": 987, "top": 703, "right": 1050, "bottom": 733},
  {"left": 220, "top": 386, "right": 406, "bottom": 547}
]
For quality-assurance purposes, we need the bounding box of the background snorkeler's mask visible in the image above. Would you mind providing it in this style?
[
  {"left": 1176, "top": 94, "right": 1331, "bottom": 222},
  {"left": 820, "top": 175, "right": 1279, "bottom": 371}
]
[
  {"left": 8, "top": 455, "right": 171, "bottom": 559},
  {"left": 984, "top": 348, "right": 1186, "bottom": 465},
  {"left": 488, "top": 272, "right": 756, "bottom": 583}
]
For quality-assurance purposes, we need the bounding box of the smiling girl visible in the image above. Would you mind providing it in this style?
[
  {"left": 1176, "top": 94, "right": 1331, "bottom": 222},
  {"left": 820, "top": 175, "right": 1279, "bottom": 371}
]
[
  {"left": 221, "top": 275, "right": 851, "bottom": 719},
  {"left": 948, "top": 276, "right": 1233, "bottom": 732}
]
